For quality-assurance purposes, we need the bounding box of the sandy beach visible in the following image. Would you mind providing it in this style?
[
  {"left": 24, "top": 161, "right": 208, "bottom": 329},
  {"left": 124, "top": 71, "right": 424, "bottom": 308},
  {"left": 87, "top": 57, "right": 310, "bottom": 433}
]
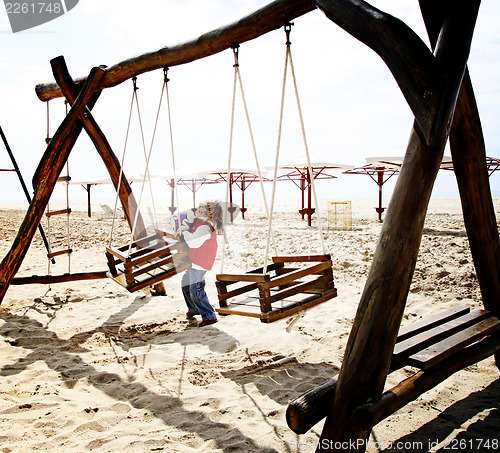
[{"left": 0, "top": 197, "right": 499, "bottom": 452}]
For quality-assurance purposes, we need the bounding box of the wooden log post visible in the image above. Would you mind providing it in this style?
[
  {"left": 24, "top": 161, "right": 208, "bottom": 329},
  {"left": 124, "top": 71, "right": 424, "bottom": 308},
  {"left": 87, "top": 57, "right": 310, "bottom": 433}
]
[
  {"left": 35, "top": 0, "right": 316, "bottom": 102},
  {"left": 450, "top": 74, "right": 500, "bottom": 369},
  {"left": 314, "top": 1, "right": 480, "bottom": 451},
  {"left": 0, "top": 67, "right": 105, "bottom": 304},
  {"left": 420, "top": 0, "right": 500, "bottom": 369},
  {"left": 50, "top": 56, "right": 147, "bottom": 240}
]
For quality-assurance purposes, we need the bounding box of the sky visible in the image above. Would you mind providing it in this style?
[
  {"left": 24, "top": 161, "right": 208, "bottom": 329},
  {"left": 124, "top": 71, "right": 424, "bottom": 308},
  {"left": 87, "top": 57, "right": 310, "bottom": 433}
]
[{"left": 0, "top": 0, "right": 499, "bottom": 207}]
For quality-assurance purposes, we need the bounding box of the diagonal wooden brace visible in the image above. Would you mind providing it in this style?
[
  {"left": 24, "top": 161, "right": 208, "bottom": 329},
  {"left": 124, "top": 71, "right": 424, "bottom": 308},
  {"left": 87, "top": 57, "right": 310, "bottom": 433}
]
[
  {"left": 50, "top": 56, "right": 146, "bottom": 239},
  {"left": 0, "top": 66, "right": 105, "bottom": 304}
]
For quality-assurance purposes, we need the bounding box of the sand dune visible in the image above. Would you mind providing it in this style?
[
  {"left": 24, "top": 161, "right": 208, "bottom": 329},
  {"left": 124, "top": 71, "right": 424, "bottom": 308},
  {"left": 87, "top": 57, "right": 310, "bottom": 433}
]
[{"left": 0, "top": 198, "right": 498, "bottom": 452}]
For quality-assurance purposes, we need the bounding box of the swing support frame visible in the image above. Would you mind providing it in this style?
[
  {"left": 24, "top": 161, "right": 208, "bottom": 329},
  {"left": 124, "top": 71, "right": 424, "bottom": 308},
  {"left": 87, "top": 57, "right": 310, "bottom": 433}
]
[{"left": 0, "top": 1, "right": 498, "bottom": 451}]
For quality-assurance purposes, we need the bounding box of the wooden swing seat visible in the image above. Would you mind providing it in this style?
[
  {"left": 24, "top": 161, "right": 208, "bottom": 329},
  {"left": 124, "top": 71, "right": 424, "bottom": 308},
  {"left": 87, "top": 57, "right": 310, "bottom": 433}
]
[
  {"left": 286, "top": 305, "right": 500, "bottom": 434},
  {"left": 215, "top": 254, "right": 337, "bottom": 323},
  {"left": 105, "top": 231, "right": 190, "bottom": 292}
]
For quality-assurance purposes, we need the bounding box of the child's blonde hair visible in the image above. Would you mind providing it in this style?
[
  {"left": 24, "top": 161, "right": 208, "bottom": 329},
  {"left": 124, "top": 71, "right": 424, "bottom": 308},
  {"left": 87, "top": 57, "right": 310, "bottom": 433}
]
[{"left": 199, "top": 201, "right": 223, "bottom": 235}]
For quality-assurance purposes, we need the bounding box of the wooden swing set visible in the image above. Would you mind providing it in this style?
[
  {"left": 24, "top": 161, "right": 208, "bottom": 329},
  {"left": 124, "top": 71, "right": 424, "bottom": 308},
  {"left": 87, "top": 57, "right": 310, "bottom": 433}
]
[
  {"left": 0, "top": 1, "right": 499, "bottom": 451},
  {"left": 215, "top": 28, "right": 337, "bottom": 322}
]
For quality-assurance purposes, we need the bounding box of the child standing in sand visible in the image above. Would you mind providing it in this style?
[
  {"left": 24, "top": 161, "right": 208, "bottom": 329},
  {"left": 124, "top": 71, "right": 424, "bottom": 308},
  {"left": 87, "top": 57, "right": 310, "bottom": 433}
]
[{"left": 172, "top": 201, "right": 223, "bottom": 327}]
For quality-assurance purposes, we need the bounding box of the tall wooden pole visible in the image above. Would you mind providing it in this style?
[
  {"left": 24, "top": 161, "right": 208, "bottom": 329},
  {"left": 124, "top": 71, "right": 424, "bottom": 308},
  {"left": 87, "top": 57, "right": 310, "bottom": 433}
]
[
  {"left": 420, "top": 0, "right": 500, "bottom": 367},
  {"left": 315, "top": 1, "right": 480, "bottom": 450}
]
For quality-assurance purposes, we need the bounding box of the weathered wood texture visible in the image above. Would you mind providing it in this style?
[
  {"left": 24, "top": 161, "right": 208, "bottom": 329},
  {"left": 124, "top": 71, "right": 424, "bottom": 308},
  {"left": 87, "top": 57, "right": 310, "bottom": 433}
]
[
  {"left": 215, "top": 255, "right": 336, "bottom": 322},
  {"left": 352, "top": 333, "right": 500, "bottom": 431},
  {"left": 287, "top": 377, "right": 338, "bottom": 434},
  {"left": 12, "top": 271, "right": 108, "bottom": 285},
  {"left": 0, "top": 66, "right": 105, "bottom": 303},
  {"left": 421, "top": 0, "right": 500, "bottom": 367},
  {"left": 450, "top": 71, "right": 500, "bottom": 315},
  {"left": 315, "top": 0, "right": 481, "bottom": 451},
  {"left": 50, "top": 56, "right": 146, "bottom": 239},
  {"left": 286, "top": 308, "right": 500, "bottom": 435},
  {"left": 105, "top": 234, "right": 191, "bottom": 293},
  {"left": 35, "top": 0, "right": 316, "bottom": 102}
]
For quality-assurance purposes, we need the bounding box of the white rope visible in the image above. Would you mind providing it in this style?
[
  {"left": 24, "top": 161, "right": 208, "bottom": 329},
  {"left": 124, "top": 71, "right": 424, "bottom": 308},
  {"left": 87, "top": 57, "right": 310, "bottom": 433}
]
[
  {"left": 235, "top": 57, "right": 277, "bottom": 258},
  {"left": 220, "top": 49, "right": 239, "bottom": 273},
  {"left": 265, "top": 24, "right": 327, "bottom": 266},
  {"left": 263, "top": 37, "right": 290, "bottom": 272},
  {"left": 164, "top": 68, "right": 182, "bottom": 234},
  {"left": 109, "top": 85, "right": 135, "bottom": 247},
  {"left": 220, "top": 46, "right": 276, "bottom": 274},
  {"left": 287, "top": 39, "right": 327, "bottom": 255},
  {"left": 127, "top": 78, "right": 157, "bottom": 255}
]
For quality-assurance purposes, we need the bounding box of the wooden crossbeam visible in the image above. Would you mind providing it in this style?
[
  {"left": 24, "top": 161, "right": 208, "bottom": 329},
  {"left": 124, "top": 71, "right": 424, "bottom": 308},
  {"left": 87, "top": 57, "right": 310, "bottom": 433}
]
[
  {"left": 47, "top": 248, "right": 73, "bottom": 259},
  {"left": 46, "top": 208, "right": 71, "bottom": 217},
  {"left": 12, "top": 271, "right": 107, "bottom": 285}
]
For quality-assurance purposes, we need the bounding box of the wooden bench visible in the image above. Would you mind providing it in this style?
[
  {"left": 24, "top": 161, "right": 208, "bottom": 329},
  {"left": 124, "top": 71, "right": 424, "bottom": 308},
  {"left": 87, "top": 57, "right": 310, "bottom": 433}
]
[
  {"left": 286, "top": 306, "right": 500, "bottom": 434},
  {"left": 105, "top": 232, "right": 190, "bottom": 292},
  {"left": 215, "top": 254, "right": 337, "bottom": 323}
]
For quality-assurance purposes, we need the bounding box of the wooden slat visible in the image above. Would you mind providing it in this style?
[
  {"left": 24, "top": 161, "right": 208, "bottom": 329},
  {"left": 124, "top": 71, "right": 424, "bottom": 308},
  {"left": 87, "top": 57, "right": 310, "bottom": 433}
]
[
  {"left": 264, "top": 275, "right": 333, "bottom": 305},
  {"left": 47, "top": 248, "right": 72, "bottom": 259},
  {"left": 127, "top": 253, "right": 184, "bottom": 279},
  {"left": 216, "top": 273, "right": 270, "bottom": 283},
  {"left": 109, "top": 260, "right": 191, "bottom": 292},
  {"left": 396, "top": 306, "right": 470, "bottom": 342},
  {"left": 215, "top": 296, "right": 265, "bottom": 318},
  {"left": 124, "top": 244, "right": 182, "bottom": 269},
  {"left": 56, "top": 175, "right": 71, "bottom": 182},
  {"left": 106, "top": 238, "right": 184, "bottom": 264},
  {"left": 262, "top": 261, "right": 332, "bottom": 290},
  {"left": 246, "top": 262, "right": 285, "bottom": 274},
  {"left": 12, "top": 271, "right": 107, "bottom": 284},
  {"left": 217, "top": 282, "right": 259, "bottom": 302},
  {"left": 46, "top": 208, "right": 71, "bottom": 217},
  {"left": 106, "top": 246, "right": 129, "bottom": 262},
  {"left": 392, "top": 309, "right": 491, "bottom": 370},
  {"left": 408, "top": 315, "right": 500, "bottom": 369},
  {"left": 287, "top": 377, "right": 338, "bottom": 435},
  {"left": 216, "top": 287, "right": 338, "bottom": 322},
  {"left": 272, "top": 254, "right": 331, "bottom": 263},
  {"left": 261, "top": 289, "right": 338, "bottom": 323},
  {"left": 352, "top": 334, "right": 500, "bottom": 431}
]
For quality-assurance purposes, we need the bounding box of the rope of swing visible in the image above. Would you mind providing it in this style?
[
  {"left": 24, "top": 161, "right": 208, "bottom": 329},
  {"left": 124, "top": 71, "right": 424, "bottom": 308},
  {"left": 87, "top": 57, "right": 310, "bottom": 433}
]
[
  {"left": 163, "top": 68, "right": 183, "bottom": 236},
  {"left": 221, "top": 45, "right": 277, "bottom": 273},
  {"left": 64, "top": 100, "right": 72, "bottom": 273},
  {"left": 109, "top": 82, "right": 136, "bottom": 247},
  {"left": 125, "top": 76, "right": 159, "bottom": 255},
  {"left": 109, "top": 72, "right": 179, "bottom": 255},
  {"left": 263, "top": 23, "right": 327, "bottom": 270}
]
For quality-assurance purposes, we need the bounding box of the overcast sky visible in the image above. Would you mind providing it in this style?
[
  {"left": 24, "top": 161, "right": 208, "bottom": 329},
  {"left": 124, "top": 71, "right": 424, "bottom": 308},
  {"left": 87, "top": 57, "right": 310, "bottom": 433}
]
[{"left": 0, "top": 0, "right": 499, "bottom": 205}]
